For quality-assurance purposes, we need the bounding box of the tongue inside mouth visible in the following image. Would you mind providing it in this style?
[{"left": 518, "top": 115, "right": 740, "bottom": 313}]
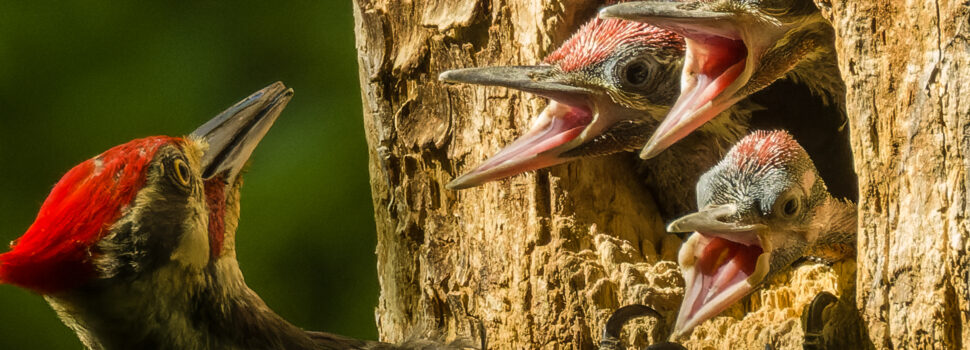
[
  {"left": 679, "top": 234, "right": 763, "bottom": 333},
  {"left": 447, "top": 101, "right": 593, "bottom": 189},
  {"left": 647, "top": 35, "right": 747, "bottom": 157},
  {"left": 476, "top": 102, "right": 592, "bottom": 173}
]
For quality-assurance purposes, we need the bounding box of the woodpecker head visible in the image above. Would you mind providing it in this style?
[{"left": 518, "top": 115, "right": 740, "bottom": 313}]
[
  {"left": 0, "top": 82, "right": 292, "bottom": 296},
  {"left": 439, "top": 11, "right": 684, "bottom": 189},
  {"left": 600, "top": 0, "right": 834, "bottom": 159},
  {"left": 665, "top": 130, "right": 840, "bottom": 337}
]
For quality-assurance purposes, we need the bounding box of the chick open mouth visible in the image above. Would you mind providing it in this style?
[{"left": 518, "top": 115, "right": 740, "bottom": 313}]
[
  {"left": 676, "top": 230, "right": 768, "bottom": 336},
  {"left": 447, "top": 100, "right": 594, "bottom": 189},
  {"left": 643, "top": 30, "right": 751, "bottom": 158},
  {"left": 666, "top": 35, "right": 747, "bottom": 133}
]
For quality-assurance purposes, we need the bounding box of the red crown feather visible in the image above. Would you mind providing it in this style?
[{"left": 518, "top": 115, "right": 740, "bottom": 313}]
[
  {"left": 729, "top": 130, "right": 805, "bottom": 172},
  {"left": 544, "top": 4, "right": 684, "bottom": 72},
  {"left": 0, "top": 136, "right": 180, "bottom": 294}
]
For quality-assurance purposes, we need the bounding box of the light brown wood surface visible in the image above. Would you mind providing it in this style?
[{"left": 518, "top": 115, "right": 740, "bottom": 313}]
[
  {"left": 820, "top": 0, "right": 970, "bottom": 348},
  {"left": 352, "top": 0, "right": 968, "bottom": 348}
]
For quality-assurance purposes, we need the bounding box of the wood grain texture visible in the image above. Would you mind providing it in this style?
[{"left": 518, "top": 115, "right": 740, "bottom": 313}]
[
  {"left": 818, "top": 0, "right": 970, "bottom": 348},
  {"left": 352, "top": 2, "right": 679, "bottom": 347},
  {"left": 353, "top": 1, "right": 863, "bottom": 348}
]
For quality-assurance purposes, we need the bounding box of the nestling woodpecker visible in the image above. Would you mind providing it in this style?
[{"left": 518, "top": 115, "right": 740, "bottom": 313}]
[
  {"left": 440, "top": 10, "right": 759, "bottom": 215},
  {"left": 599, "top": 0, "right": 857, "bottom": 202},
  {"left": 598, "top": 0, "right": 845, "bottom": 158},
  {"left": 664, "top": 130, "right": 856, "bottom": 338},
  {"left": 0, "top": 83, "right": 470, "bottom": 350},
  {"left": 439, "top": 13, "right": 685, "bottom": 189}
]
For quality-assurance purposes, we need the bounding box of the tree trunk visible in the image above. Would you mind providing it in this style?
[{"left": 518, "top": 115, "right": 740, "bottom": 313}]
[
  {"left": 352, "top": 1, "right": 964, "bottom": 349},
  {"left": 819, "top": 0, "right": 970, "bottom": 348},
  {"left": 351, "top": 2, "right": 678, "bottom": 348}
]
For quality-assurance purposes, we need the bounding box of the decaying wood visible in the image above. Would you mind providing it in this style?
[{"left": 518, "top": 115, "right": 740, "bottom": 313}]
[
  {"left": 352, "top": 2, "right": 678, "bottom": 347},
  {"left": 818, "top": 0, "right": 970, "bottom": 348},
  {"left": 355, "top": 0, "right": 916, "bottom": 349}
]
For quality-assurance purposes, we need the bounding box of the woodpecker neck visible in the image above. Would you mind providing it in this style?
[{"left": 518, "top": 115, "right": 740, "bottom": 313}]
[
  {"left": 45, "top": 255, "right": 319, "bottom": 350},
  {"left": 804, "top": 195, "right": 857, "bottom": 263},
  {"left": 641, "top": 104, "right": 756, "bottom": 218},
  {"left": 43, "top": 171, "right": 320, "bottom": 350},
  {"left": 198, "top": 257, "right": 322, "bottom": 350}
]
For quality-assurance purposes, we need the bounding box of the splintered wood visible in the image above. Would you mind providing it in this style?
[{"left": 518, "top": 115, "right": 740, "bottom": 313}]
[
  {"left": 818, "top": 0, "right": 970, "bottom": 348},
  {"left": 350, "top": 0, "right": 967, "bottom": 348}
]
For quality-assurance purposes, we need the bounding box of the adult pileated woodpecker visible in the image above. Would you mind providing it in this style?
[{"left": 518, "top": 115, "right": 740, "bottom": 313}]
[
  {"left": 665, "top": 130, "right": 855, "bottom": 338},
  {"left": 440, "top": 11, "right": 756, "bottom": 215},
  {"left": 599, "top": 0, "right": 857, "bottom": 202},
  {"left": 0, "top": 83, "right": 472, "bottom": 350}
]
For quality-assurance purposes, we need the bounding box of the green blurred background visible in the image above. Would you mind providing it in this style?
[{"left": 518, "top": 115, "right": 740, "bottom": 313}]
[{"left": 0, "top": 1, "right": 379, "bottom": 347}]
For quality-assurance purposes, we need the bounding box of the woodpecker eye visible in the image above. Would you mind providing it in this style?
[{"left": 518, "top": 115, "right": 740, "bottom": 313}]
[
  {"left": 618, "top": 58, "right": 652, "bottom": 89},
  {"left": 776, "top": 195, "right": 801, "bottom": 218},
  {"left": 171, "top": 158, "right": 192, "bottom": 186}
]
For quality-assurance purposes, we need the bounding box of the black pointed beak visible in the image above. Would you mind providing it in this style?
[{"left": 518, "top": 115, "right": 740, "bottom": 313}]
[
  {"left": 599, "top": 1, "right": 728, "bottom": 19},
  {"left": 668, "top": 204, "right": 763, "bottom": 234},
  {"left": 439, "top": 65, "right": 592, "bottom": 103},
  {"left": 600, "top": 2, "right": 749, "bottom": 161},
  {"left": 439, "top": 65, "right": 601, "bottom": 190},
  {"left": 667, "top": 204, "right": 766, "bottom": 246},
  {"left": 191, "top": 82, "right": 294, "bottom": 181},
  {"left": 598, "top": 2, "right": 735, "bottom": 36}
]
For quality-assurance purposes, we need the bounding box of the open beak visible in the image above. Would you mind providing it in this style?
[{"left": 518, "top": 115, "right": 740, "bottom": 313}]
[
  {"left": 666, "top": 204, "right": 770, "bottom": 337},
  {"left": 600, "top": 2, "right": 786, "bottom": 159},
  {"left": 440, "top": 66, "right": 624, "bottom": 189},
  {"left": 191, "top": 82, "right": 294, "bottom": 182}
]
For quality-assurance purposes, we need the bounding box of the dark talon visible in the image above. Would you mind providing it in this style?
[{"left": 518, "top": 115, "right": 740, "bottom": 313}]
[
  {"left": 599, "top": 304, "right": 686, "bottom": 350},
  {"left": 647, "top": 342, "right": 689, "bottom": 350},
  {"left": 803, "top": 291, "right": 838, "bottom": 350},
  {"left": 603, "top": 305, "right": 662, "bottom": 341}
]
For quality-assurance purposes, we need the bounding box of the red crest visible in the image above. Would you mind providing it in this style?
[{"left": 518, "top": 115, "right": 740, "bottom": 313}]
[
  {"left": 0, "top": 136, "right": 181, "bottom": 293},
  {"left": 544, "top": 7, "right": 684, "bottom": 72},
  {"left": 729, "top": 130, "right": 804, "bottom": 172}
]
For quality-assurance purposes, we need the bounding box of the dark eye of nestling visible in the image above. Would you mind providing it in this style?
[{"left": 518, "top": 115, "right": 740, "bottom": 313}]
[
  {"left": 781, "top": 197, "right": 800, "bottom": 217},
  {"left": 619, "top": 58, "right": 651, "bottom": 88}
]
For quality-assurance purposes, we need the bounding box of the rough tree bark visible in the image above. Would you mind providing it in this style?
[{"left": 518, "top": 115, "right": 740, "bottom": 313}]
[
  {"left": 351, "top": 2, "right": 681, "bottom": 348},
  {"left": 818, "top": 0, "right": 970, "bottom": 348},
  {"left": 349, "top": 1, "right": 955, "bottom": 349}
]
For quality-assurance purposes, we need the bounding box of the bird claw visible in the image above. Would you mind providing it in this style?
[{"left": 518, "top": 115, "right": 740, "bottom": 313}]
[
  {"left": 802, "top": 291, "right": 839, "bottom": 350},
  {"left": 801, "top": 255, "right": 838, "bottom": 266},
  {"left": 598, "top": 304, "right": 686, "bottom": 350}
]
